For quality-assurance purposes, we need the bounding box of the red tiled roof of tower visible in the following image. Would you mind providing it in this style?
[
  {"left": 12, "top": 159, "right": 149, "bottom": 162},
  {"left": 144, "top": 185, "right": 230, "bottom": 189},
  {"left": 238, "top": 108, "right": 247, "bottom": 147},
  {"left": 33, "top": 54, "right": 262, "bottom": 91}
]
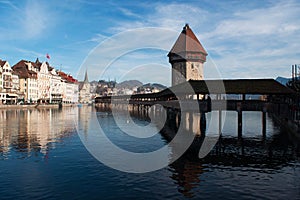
[{"left": 169, "top": 24, "right": 207, "bottom": 56}]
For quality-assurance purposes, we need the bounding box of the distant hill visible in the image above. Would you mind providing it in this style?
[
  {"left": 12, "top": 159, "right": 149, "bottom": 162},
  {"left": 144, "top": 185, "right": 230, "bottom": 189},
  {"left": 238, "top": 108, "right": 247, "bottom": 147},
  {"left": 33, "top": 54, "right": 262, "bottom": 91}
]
[
  {"left": 276, "top": 76, "right": 290, "bottom": 86},
  {"left": 140, "top": 83, "right": 167, "bottom": 90},
  {"left": 116, "top": 80, "right": 143, "bottom": 89}
]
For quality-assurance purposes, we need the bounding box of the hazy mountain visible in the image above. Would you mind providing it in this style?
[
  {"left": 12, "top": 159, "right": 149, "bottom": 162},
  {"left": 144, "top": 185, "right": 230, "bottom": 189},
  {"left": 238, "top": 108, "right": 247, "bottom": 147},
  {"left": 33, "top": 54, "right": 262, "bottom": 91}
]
[
  {"left": 140, "top": 83, "right": 167, "bottom": 90},
  {"left": 116, "top": 80, "right": 143, "bottom": 89}
]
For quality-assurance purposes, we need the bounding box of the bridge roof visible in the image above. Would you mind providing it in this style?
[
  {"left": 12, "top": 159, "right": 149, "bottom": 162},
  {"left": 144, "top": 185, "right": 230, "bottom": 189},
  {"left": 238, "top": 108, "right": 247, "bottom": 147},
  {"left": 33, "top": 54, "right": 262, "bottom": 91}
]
[
  {"left": 165, "top": 79, "right": 295, "bottom": 95},
  {"left": 96, "top": 79, "right": 294, "bottom": 101}
]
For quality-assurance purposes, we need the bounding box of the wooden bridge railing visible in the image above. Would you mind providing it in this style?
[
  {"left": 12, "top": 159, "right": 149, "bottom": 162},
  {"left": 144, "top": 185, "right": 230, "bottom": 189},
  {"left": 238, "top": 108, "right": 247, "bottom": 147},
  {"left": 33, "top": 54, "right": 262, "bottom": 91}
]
[{"left": 95, "top": 96, "right": 270, "bottom": 112}]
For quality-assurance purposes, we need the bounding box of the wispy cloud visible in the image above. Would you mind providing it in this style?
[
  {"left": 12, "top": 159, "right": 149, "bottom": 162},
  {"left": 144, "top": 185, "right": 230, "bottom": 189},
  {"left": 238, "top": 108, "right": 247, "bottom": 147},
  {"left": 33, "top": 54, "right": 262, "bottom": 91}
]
[
  {"left": 1, "top": 0, "right": 300, "bottom": 83},
  {"left": 110, "top": 1, "right": 299, "bottom": 81},
  {"left": 0, "top": 0, "right": 57, "bottom": 40},
  {"left": 15, "top": 47, "right": 44, "bottom": 58},
  {"left": 207, "top": 1, "right": 300, "bottom": 39},
  {"left": 118, "top": 7, "right": 141, "bottom": 18},
  {"left": 21, "top": 0, "right": 55, "bottom": 39},
  {"left": 0, "top": 0, "right": 20, "bottom": 10}
]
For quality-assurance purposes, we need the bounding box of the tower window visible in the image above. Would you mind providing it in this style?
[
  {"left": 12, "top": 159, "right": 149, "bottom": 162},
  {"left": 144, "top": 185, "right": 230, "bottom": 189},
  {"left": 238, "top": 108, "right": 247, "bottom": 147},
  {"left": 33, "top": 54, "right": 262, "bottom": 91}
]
[{"left": 191, "top": 63, "right": 194, "bottom": 69}]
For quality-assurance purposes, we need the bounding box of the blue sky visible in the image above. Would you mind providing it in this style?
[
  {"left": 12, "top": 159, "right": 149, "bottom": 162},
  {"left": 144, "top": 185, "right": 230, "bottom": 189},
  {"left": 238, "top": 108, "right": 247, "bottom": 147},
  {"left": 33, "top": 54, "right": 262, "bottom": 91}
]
[{"left": 0, "top": 0, "right": 299, "bottom": 86}]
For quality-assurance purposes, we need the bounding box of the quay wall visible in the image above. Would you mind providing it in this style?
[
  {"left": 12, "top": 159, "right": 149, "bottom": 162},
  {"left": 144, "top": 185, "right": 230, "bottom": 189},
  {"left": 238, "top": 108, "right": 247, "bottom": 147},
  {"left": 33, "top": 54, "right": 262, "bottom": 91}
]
[{"left": 0, "top": 104, "right": 79, "bottom": 110}]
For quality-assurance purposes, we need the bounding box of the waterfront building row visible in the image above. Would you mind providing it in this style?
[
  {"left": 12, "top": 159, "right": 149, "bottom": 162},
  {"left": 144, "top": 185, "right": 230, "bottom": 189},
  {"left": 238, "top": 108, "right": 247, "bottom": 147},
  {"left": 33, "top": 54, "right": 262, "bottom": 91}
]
[{"left": 0, "top": 59, "right": 79, "bottom": 104}]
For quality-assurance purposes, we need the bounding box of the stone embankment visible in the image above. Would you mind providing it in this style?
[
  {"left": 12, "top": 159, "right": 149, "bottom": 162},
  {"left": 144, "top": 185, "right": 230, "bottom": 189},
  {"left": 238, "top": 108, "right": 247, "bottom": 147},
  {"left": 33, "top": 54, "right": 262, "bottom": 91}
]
[{"left": 0, "top": 104, "right": 77, "bottom": 109}]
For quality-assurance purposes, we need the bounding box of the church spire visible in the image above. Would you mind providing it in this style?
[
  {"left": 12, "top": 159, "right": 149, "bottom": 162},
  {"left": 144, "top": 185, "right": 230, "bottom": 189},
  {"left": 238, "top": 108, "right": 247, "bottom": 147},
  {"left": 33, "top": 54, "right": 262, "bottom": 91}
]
[{"left": 84, "top": 70, "right": 89, "bottom": 83}]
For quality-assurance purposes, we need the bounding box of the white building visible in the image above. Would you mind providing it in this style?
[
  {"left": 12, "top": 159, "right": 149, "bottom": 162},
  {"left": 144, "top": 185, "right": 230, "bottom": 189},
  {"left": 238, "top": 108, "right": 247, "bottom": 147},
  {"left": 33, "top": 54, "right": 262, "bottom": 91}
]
[
  {"left": 36, "top": 61, "right": 51, "bottom": 103},
  {"left": 12, "top": 60, "right": 39, "bottom": 103},
  {"left": 49, "top": 68, "right": 63, "bottom": 104},
  {"left": 0, "top": 60, "right": 18, "bottom": 104},
  {"left": 58, "top": 71, "right": 78, "bottom": 104}
]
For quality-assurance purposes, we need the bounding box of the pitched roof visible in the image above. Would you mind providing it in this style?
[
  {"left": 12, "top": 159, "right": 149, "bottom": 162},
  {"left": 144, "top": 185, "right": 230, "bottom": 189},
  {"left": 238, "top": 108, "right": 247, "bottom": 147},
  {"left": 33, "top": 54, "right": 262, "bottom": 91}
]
[
  {"left": 168, "top": 24, "right": 207, "bottom": 57},
  {"left": 12, "top": 60, "right": 37, "bottom": 79},
  {"left": 166, "top": 79, "right": 295, "bottom": 95},
  {"left": 57, "top": 71, "right": 78, "bottom": 83},
  {"left": 129, "top": 79, "right": 294, "bottom": 99},
  {"left": 0, "top": 59, "right": 7, "bottom": 66}
]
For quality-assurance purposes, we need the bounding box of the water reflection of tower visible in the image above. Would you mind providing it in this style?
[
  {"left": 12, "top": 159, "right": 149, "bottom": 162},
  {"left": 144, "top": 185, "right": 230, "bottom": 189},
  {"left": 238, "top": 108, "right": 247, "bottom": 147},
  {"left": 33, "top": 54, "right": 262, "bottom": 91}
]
[
  {"left": 169, "top": 156, "right": 203, "bottom": 198},
  {"left": 78, "top": 105, "right": 93, "bottom": 139}
]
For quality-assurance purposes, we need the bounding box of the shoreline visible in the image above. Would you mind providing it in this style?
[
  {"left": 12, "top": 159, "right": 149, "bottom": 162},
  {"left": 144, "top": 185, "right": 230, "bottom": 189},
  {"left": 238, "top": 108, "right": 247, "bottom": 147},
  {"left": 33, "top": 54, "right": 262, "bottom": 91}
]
[{"left": 0, "top": 103, "right": 78, "bottom": 110}]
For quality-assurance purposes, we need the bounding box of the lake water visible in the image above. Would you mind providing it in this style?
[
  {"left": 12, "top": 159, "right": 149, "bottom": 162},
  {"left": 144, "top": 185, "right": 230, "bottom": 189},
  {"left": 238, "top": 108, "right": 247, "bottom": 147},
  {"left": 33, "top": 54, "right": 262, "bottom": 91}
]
[{"left": 0, "top": 106, "right": 299, "bottom": 199}]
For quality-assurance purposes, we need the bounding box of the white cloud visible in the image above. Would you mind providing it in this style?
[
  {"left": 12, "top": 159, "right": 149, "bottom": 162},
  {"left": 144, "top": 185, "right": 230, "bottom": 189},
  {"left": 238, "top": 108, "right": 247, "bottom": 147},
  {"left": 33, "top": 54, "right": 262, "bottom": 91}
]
[
  {"left": 118, "top": 7, "right": 141, "bottom": 18},
  {"left": 208, "top": 2, "right": 300, "bottom": 39},
  {"left": 21, "top": 0, "right": 53, "bottom": 38},
  {"left": 109, "top": 3, "right": 209, "bottom": 33},
  {"left": 15, "top": 47, "right": 44, "bottom": 58},
  {"left": 0, "top": 0, "right": 56, "bottom": 40},
  {"left": 201, "top": 1, "right": 300, "bottom": 79}
]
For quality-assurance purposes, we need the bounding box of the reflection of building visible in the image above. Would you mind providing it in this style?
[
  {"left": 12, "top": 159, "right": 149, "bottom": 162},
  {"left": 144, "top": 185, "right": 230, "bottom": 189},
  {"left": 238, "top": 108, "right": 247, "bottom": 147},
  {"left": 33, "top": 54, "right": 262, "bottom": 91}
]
[
  {"left": 79, "top": 70, "right": 91, "bottom": 103},
  {"left": 0, "top": 108, "right": 77, "bottom": 155},
  {"left": 168, "top": 24, "right": 208, "bottom": 86}
]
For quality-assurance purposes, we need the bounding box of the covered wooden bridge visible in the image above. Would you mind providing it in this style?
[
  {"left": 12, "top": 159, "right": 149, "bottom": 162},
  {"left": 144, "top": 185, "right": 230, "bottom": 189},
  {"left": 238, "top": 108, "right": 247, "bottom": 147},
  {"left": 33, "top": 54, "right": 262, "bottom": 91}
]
[{"left": 95, "top": 79, "right": 295, "bottom": 136}]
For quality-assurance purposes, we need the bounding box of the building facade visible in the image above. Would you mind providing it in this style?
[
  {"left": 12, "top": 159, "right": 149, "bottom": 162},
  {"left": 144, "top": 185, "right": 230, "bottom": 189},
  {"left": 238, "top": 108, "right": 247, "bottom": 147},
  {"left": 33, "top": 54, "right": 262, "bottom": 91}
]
[
  {"left": 57, "top": 71, "right": 79, "bottom": 104},
  {"left": 12, "top": 60, "right": 39, "bottom": 103},
  {"left": 49, "top": 68, "right": 63, "bottom": 104},
  {"left": 0, "top": 60, "right": 18, "bottom": 104},
  {"left": 36, "top": 61, "right": 51, "bottom": 103}
]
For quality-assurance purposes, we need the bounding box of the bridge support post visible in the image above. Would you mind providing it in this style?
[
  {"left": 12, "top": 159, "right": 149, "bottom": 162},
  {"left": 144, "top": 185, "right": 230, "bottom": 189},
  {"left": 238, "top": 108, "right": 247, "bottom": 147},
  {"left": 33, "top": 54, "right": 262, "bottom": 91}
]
[
  {"left": 262, "top": 111, "right": 266, "bottom": 137},
  {"left": 238, "top": 111, "right": 242, "bottom": 137},
  {"left": 219, "top": 110, "right": 222, "bottom": 135}
]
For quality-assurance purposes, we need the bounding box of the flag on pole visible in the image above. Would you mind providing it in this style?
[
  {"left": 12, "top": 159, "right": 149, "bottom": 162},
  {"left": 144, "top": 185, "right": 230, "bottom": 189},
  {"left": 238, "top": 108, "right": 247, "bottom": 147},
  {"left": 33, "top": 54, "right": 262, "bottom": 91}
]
[{"left": 46, "top": 53, "right": 50, "bottom": 59}]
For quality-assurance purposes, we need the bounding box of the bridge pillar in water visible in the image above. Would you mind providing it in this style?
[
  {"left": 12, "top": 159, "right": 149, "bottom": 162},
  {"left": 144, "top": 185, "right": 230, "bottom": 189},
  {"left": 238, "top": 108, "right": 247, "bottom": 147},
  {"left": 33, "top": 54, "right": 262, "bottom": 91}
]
[
  {"left": 219, "top": 110, "right": 222, "bottom": 135},
  {"left": 262, "top": 111, "right": 267, "bottom": 137},
  {"left": 237, "top": 111, "right": 242, "bottom": 137},
  {"left": 200, "top": 112, "right": 206, "bottom": 135}
]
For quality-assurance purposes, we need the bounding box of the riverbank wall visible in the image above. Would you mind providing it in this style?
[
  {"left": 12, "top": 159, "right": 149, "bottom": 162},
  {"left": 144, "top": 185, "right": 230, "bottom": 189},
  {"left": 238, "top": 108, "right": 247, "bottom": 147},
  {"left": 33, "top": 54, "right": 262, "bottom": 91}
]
[{"left": 0, "top": 103, "right": 78, "bottom": 110}]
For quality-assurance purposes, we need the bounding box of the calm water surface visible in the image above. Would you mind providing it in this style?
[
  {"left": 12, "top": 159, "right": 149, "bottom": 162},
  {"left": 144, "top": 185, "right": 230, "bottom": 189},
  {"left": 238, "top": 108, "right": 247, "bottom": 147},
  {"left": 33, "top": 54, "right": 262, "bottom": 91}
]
[{"left": 0, "top": 106, "right": 300, "bottom": 199}]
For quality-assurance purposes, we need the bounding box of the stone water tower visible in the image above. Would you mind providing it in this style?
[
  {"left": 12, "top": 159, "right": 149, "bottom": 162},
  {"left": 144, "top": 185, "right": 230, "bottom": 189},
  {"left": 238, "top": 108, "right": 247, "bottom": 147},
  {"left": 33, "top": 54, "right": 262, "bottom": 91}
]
[{"left": 168, "top": 24, "right": 208, "bottom": 86}]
